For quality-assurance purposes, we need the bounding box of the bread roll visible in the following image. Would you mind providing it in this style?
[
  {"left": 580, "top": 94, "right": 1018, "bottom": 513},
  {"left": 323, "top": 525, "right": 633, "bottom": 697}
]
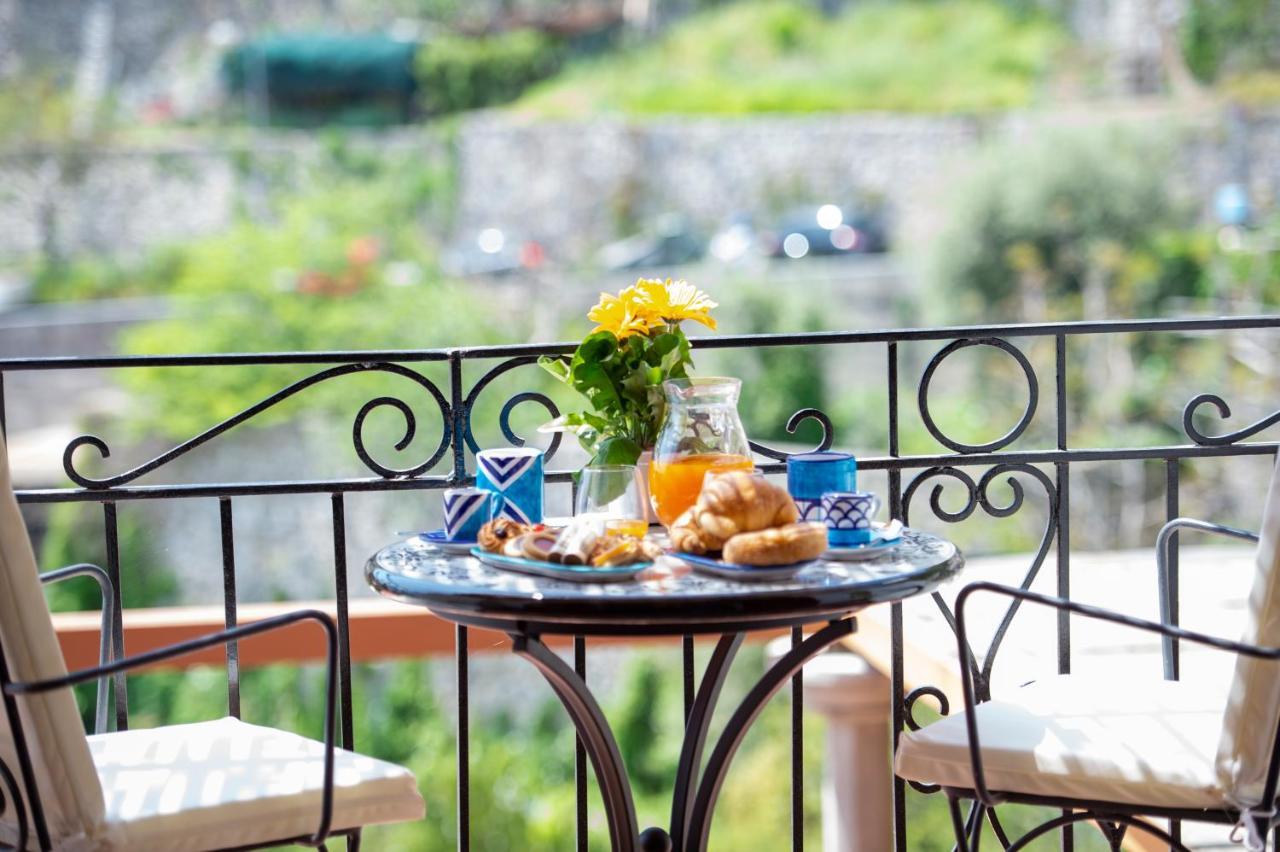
[{"left": 722, "top": 522, "right": 828, "bottom": 566}]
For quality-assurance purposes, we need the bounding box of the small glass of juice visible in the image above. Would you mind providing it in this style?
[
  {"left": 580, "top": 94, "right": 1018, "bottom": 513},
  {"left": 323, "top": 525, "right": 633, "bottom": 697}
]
[{"left": 575, "top": 465, "right": 648, "bottom": 538}]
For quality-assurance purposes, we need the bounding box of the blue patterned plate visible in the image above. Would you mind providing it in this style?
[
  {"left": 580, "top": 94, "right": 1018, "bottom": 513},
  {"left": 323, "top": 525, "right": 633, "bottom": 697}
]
[
  {"left": 823, "top": 521, "right": 903, "bottom": 561},
  {"left": 470, "top": 547, "right": 650, "bottom": 583},
  {"left": 676, "top": 552, "right": 818, "bottom": 582},
  {"left": 421, "top": 530, "right": 479, "bottom": 556}
]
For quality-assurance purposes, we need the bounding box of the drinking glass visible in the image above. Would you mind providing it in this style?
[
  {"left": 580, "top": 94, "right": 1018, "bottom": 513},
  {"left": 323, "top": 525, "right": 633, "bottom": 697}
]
[{"left": 575, "top": 465, "right": 648, "bottom": 538}]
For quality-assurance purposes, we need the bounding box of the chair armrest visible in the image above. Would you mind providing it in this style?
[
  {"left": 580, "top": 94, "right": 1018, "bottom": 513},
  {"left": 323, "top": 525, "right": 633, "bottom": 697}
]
[
  {"left": 950, "top": 581, "right": 1280, "bottom": 808},
  {"left": 5, "top": 609, "right": 340, "bottom": 847},
  {"left": 1156, "top": 517, "right": 1260, "bottom": 679},
  {"left": 39, "top": 564, "right": 116, "bottom": 734}
]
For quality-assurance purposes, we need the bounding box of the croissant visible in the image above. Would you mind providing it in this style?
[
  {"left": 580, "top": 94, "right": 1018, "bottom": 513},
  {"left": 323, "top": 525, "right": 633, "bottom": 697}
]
[
  {"left": 670, "top": 471, "right": 799, "bottom": 553},
  {"left": 669, "top": 506, "right": 711, "bottom": 554}
]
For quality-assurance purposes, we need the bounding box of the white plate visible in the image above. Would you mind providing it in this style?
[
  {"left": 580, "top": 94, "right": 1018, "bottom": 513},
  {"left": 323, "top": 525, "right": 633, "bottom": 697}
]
[
  {"left": 471, "top": 547, "right": 649, "bottom": 583},
  {"left": 420, "top": 530, "right": 480, "bottom": 556},
  {"left": 677, "top": 552, "right": 817, "bottom": 582},
  {"left": 823, "top": 521, "right": 903, "bottom": 561}
]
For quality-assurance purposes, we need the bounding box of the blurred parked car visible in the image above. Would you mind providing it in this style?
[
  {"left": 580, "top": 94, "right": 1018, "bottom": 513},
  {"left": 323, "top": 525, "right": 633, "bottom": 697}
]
[
  {"left": 762, "top": 203, "right": 888, "bottom": 259},
  {"left": 707, "top": 213, "right": 760, "bottom": 265},
  {"left": 442, "top": 227, "right": 546, "bottom": 277},
  {"left": 599, "top": 215, "right": 704, "bottom": 271}
]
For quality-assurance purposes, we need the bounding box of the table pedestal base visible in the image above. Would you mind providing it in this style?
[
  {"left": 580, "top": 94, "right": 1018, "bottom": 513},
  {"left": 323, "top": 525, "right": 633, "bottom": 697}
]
[{"left": 511, "top": 618, "right": 857, "bottom": 852}]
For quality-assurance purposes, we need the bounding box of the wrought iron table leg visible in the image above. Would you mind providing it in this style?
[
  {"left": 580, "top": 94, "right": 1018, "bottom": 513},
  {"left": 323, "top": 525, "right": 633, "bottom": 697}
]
[
  {"left": 683, "top": 618, "right": 856, "bottom": 852},
  {"left": 511, "top": 635, "right": 641, "bottom": 852},
  {"left": 670, "top": 633, "right": 744, "bottom": 852}
]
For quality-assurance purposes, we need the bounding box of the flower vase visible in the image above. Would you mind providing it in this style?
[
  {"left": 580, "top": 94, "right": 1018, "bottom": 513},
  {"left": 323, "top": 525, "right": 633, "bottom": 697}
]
[{"left": 637, "top": 450, "right": 660, "bottom": 525}]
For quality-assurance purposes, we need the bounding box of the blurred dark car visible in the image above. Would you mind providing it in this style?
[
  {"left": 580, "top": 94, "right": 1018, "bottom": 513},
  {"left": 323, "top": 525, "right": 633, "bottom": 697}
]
[
  {"left": 442, "top": 227, "right": 546, "bottom": 277},
  {"left": 599, "top": 215, "right": 704, "bottom": 271},
  {"left": 763, "top": 204, "right": 888, "bottom": 259}
]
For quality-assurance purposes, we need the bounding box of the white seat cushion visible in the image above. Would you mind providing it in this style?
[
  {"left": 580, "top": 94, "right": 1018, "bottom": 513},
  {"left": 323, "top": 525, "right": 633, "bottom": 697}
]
[
  {"left": 90, "top": 717, "right": 424, "bottom": 851},
  {"left": 896, "top": 674, "right": 1228, "bottom": 809},
  {"left": 1216, "top": 456, "right": 1280, "bottom": 806}
]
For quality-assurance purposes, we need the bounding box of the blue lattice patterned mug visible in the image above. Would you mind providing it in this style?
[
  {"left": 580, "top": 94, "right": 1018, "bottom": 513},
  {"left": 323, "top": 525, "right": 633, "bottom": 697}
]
[{"left": 821, "top": 491, "right": 882, "bottom": 546}]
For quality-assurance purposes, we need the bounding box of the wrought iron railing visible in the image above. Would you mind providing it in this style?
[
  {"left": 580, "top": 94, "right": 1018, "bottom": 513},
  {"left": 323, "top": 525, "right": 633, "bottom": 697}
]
[{"left": 3, "top": 314, "right": 1280, "bottom": 851}]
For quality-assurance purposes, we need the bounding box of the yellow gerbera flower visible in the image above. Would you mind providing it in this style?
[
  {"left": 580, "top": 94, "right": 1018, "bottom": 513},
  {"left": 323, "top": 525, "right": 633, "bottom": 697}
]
[
  {"left": 632, "top": 277, "right": 718, "bottom": 330},
  {"left": 587, "top": 291, "right": 652, "bottom": 339}
]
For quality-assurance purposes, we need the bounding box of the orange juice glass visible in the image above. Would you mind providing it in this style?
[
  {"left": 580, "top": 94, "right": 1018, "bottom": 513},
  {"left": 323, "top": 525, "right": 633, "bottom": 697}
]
[
  {"left": 605, "top": 519, "right": 650, "bottom": 539},
  {"left": 651, "top": 377, "right": 753, "bottom": 528}
]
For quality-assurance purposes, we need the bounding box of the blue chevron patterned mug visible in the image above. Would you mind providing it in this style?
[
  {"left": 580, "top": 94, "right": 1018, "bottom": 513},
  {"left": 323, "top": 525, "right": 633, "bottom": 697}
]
[
  {"left": 475, "top": 447, "right": 544, "bottom": 524},
  {"left": 443, "top": 488, "right": 503, "bottom": 542},
  {"left": 821, "top": 491, "right": 881, "bottom": 546}
]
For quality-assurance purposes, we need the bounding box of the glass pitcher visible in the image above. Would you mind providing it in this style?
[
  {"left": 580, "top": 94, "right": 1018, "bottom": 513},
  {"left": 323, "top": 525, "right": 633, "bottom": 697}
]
[{"left": 649, "top": 377, "right": 754, "bottom": 527}]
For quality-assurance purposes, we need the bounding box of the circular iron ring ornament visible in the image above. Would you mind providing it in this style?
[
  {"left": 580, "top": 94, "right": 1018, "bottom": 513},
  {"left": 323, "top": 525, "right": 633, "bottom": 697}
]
[{"left": 918, "top": 338, "right": 1039, "bottom": 454}]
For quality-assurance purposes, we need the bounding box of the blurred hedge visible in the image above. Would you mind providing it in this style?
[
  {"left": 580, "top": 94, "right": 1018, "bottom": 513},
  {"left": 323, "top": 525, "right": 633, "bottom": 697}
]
[{"left": 416, "top": 30, "right": 564, "bottom": 115}]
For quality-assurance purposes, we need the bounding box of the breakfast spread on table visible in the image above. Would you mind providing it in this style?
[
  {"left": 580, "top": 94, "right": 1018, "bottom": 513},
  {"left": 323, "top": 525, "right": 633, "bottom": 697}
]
[{"left": 417, "top": 279, "right": 904, "bottom": 581}]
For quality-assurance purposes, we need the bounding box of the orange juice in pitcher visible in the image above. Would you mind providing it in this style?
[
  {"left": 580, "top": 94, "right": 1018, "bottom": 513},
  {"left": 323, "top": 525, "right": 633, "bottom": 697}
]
[
  {"left": 650, "top": 452, "right": 754, "bottom": 527},
  {"left": 650, "top": 378, "right": 753, "bottom": 528}
]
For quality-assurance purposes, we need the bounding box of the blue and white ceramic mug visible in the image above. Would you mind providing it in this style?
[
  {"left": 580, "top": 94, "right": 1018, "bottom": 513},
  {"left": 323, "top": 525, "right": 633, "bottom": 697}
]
[
  {"left": 787, "top": 451, "right": 857, "bottom": 522},
  {"left": 443, "top": 487, "right": 502, "bottom": 542},
  {"left": 822, "top": 491, "right": 881, "bottom": 546},
  {"left": 475, "top": 447, "right": 544, "bottom": 524}
]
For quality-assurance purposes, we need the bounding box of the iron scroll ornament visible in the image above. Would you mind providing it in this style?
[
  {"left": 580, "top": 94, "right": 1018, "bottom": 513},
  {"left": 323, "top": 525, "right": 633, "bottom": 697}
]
[
  {"left": 1183, "top": 393, "right": 1280, "bottom": 446},
  {"left": 461, "top": 357, "right": 563, "bottom": 462},
  {"left": 748, "top": 407, "right": 835, "bottom": 461},
  {"left": 918, "top": 338, "right": 1039, "bottom": 454},
  {"left": 62, "top": 363, "right": 451, "bottom": 488},
  {"left": 0, "top": 755, "right": 28, "bottom": 850},
  {"left": 901, "top": 464, "right": 1059, "bottom": 707},
  {"left": 903, "top": 685, "right": 952, "bottom": 794}
]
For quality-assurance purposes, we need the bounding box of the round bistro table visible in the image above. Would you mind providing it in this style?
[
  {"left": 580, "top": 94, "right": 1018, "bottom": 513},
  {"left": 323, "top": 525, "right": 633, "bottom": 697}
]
[{"left": 366, "top": 528, "right": 963, "bottom": 852}]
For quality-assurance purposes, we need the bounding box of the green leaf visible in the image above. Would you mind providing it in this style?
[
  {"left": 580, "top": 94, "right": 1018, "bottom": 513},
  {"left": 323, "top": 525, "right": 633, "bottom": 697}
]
[
  {"left": 650, "top": 332, "right": 680, "bottom": 356},
  {"left": 590, "top": 436, "right": 643, "bottom": 467},
  {"left": 571, "top": 362, "right": 622, "bottom": 411},
  {"left": 659, "top": 345, "right": 684, "bottom": 374},
  {"left": 575, "top": 331, "right": 619, "bottom": 365},
  {"left": 537, "top": 354, "right": 571, "bottom": 383}
]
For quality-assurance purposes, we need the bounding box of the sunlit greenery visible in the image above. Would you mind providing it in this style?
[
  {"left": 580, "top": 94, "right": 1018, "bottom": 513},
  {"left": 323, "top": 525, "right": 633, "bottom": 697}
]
[
  {"left": 925, "top": 126, "right": 1197, "bottom": 322},
  {"left": 416, "top": 29, "right": 565, "bottom": 115},
  {"left": 517, "top": 0, "right": 1064, "bottom": 116}
]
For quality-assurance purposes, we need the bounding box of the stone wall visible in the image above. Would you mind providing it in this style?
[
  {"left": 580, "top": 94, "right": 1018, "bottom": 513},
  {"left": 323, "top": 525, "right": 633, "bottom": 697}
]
[
  {"left": 454, "top": 113, "right": 980, "bottom": 261},
  {"left": 0, "top": 129, "right": 446, "bottom": 264},
  {"left": 3, "top": 108, "right": 1280, "bottom": 267}
]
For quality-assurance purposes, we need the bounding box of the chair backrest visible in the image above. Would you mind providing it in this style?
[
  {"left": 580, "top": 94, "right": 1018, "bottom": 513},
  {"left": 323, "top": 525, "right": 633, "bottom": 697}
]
[
  {"left": 1217, "top": 454, "right": 1280, "bottom": 807},
  {"left": 0, "top": 433, "right": 104, "bottom": 847}
]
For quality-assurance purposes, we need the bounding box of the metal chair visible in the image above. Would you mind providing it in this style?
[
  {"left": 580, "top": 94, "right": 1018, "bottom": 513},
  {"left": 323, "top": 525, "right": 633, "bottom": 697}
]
[
  {"left": 896, "top": 457, "right": 1280, "bottom": 851},
  {"left": 0, "top": 432, "right": 425, "bottom": 850}
]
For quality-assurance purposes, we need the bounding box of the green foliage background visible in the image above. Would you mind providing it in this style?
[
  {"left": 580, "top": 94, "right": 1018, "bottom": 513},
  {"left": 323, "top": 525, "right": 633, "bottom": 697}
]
[
  {"left": 518, "top": 0, "right": 1063, "bottom": 116},
  {"left": 417, "top": 29, "right": 565, "bottom": 115}
]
